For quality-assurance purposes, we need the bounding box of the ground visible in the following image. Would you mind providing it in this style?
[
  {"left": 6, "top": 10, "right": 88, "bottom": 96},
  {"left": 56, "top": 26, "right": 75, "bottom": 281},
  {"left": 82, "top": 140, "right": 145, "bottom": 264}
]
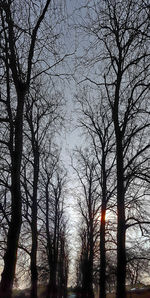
[
  {"left": 106, "top": 288, "right": 150, "bottom": 298},
  {"left": 13, "top": 287, "right": 150, "bottom": 297}
]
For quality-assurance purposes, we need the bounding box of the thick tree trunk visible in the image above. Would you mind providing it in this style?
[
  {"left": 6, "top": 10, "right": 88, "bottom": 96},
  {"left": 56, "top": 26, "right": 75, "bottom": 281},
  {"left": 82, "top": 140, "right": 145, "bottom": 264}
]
[
  {"left": 81, "top": 215, "right": 94, "bottom": 296},
  {"left": 45, "top": 182, "right": 57, "bottom": 298},
  {"left": 0, "top": 91, "right": 25, "bottom": 298},
  {"left": 46, "top": 263, "right": 57, "bottom": 298},
  {"left": 100, "top": 204, "right": 106, "bottom": 298},
  {"left": 30, "top": 218, "right": 38, "bottom": 298},
  {"left": 88, "top": 235, "right": 94, "bottom": 297},
  {"left": 99, "top": 151, "right": 107, "bottom": 298},
  {"left": 58, "top": 236, "right": 67, "bottom": 297},
  {"left": 82, "top": 257, "right": 94, "bottom": 298},
  {"left": 113, "top": 56, "right": 126, "bottom": 298},
  {"left": 84, "top": 192, "right": 94, "bottom": 297},
  {"left": 47, "top": 196, "right": 59, "bottom": 298},
  {"left": 30, "top": 147, "right": 39, "bottom": 298},
  {"left": 0, "top": 188, "right": 22, "bottom": 298},
  {"left": 116, "top": 139, "right": 126, "bottom": 298}
]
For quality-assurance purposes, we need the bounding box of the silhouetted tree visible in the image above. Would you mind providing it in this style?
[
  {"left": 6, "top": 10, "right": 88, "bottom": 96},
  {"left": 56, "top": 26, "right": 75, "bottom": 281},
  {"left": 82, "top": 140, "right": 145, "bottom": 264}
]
[
  {"left": 0, "top": 0, "right": 70, "bottom": 296},
  {"left": 73, "top": 149, "right": 100, "bottom": 297},
  {"left": 0, "top": 1, "right": 53, "bottom": 296},
  {"left": 77, "top": 1, "right": 150, "bottom": 297},
  {"left": 76, "top": 88, "right": 116, "bottom": 298},
  {"left": 38, "top": 149, "right": 69, "bottom": 298},
  {"left": 22, "top": 78, "right": 64, "bottom": 298}
]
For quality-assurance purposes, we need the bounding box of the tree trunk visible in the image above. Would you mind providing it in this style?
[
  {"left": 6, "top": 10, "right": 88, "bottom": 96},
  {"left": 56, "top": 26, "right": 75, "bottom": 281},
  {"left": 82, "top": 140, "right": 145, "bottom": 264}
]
[
  {"left": 45, "top": 182, "right": 57, "bottom": 298},
  {"left": 30, "top": 217, "right": 38, "bottom": 298},
  {"left": 100, "top": 204, "right": 106, "bottom": 298},
  {"left": 82, "top": 257, "right": 94, "bottom": 298},
  {"left": 116, "top": 138, "right": 126, "bottom": 298},
  {"left": 86, "top": 187, "right": 94, "bottom": 297},
  {"left": 46, "top": 263, "right": 57, "bottom": 298},
  {"left": 0, "top": 90, "right": 25, "bottom": 298},
  {"left": 88, "top": 232, "right": 94, "bottom": 297},
  {"left": 30, "top": 147, "right": 39, "bottom": 298},
  {"left": 113, "top": 55, "right": 126, "bottom": 298},
  {"left": 99, "top": 150, "right": 107, "bottom": 298},
  {"left": 0, "top": 190, "right": 22, "bottom": 298}
]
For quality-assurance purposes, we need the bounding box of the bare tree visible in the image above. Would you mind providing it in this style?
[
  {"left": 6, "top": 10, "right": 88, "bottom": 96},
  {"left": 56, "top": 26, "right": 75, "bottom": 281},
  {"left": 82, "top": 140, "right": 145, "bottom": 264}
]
[
  {"left": 73, "top": 149, "right": 100, "bottom": 297},
  {"left": 0, "top": 0, "right": 71, "bottom": 296},
  {"left": 22, "top": 77, "right": 64, "bottom": 298},
  {"left": 0, "top": 1, "right": 53, "bottom": 296},
  {"left": 126, "top": 241, "right": 150, "bottom": 287},
  {"left": 38, "top": 149, "right": 69, "bottom": 298},
  {"left": 77, "top": 1, "right": 150, "bottom": 297},
  {"left": 76, "top": 88, "right": 116, "bottom": 298}
]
